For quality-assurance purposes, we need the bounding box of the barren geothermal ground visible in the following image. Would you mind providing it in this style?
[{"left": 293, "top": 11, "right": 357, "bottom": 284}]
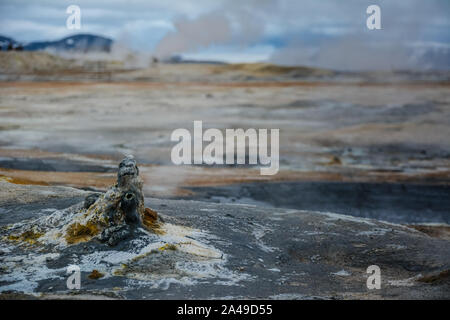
[{"left": 0, "top": 52, "right": 449, "bottom": 299}]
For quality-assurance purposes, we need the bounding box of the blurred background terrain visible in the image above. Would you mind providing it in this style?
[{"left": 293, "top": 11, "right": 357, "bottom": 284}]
[{"left": 0, "top": 0, "right": 449, "bottom": 225}]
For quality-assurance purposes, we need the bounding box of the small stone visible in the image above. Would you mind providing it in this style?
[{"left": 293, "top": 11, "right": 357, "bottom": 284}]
[{"left": 88, "top": 270, "right": 104, "bottom": 280}]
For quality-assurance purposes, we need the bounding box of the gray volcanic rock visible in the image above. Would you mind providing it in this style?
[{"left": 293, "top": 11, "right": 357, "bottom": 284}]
[{"left": 0, "top": 181, "right": 449, "bottom": 299}]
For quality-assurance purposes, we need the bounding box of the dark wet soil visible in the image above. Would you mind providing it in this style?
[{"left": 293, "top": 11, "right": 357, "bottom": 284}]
[
  {"left": 0, "top": 157, "right": 115, "bottom": 172},
  {"left": 183, "top": 181, "right": 450, "bottom": 224}
]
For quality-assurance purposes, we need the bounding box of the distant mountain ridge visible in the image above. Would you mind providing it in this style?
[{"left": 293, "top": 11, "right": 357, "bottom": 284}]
[
  {"left": 0, "top": 34, "right": 112, "bottom": 52},
  {"left": 0, "top": 35, "right": 20, "bottom": 50},
  {"left": 1, "top": 34, "right": 448, "bottom": 71}
]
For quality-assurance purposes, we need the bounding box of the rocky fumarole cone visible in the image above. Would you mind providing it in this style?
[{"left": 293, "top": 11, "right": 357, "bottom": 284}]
[{"left": 65, "top": 155, "right": 160, "bottom": 246}]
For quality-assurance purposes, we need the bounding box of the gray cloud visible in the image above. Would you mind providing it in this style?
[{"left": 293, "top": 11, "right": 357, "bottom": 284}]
[{"left": 0, "top": 0, "right": 448, "bottom": 70}]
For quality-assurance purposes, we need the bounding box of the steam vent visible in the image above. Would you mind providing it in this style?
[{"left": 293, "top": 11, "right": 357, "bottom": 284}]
[{"left": 67, "top": 155, "right": 160, "bottom": 246}]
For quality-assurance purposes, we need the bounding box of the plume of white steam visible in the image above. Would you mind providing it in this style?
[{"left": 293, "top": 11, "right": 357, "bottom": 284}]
[
  {"left": 270, "top": 36, "right": 416, "bottom": 71},
  {"left": 153, "top": 0, "right": 272, "bottom": 60},
  {"left": 269, "top": 0, "right": 450, "bottom": 71},
  {"left": 151, "top": 0, "right": 449, "bottom": 71},
  {"left": 109, "top": 32, "right": 152, "bottom": 68},
  {"left": 154, "top": 12, "right": 232, "bottom": 59}
]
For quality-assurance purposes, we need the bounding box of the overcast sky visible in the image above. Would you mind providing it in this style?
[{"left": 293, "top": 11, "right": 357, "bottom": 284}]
[{"left": 0, "top": 0, "right": 449, "bottom": 69}]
